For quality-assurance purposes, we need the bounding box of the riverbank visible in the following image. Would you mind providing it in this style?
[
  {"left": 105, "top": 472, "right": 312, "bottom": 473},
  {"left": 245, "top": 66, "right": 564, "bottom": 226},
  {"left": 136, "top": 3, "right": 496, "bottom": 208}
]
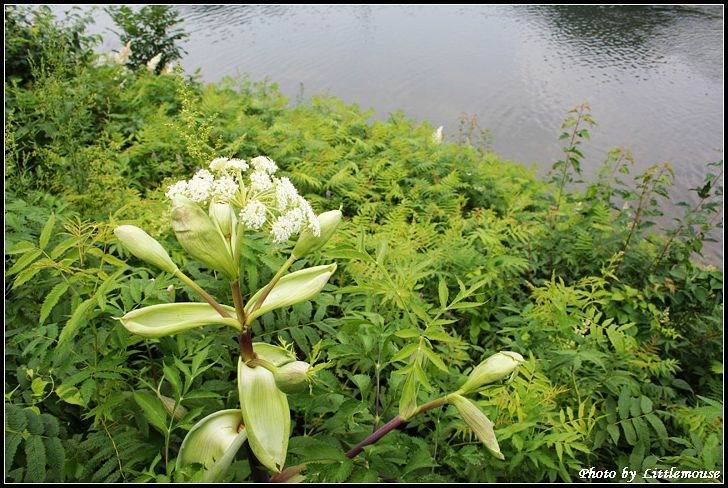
[{"left": 5, "top": 6, "right": 724, "bottom": 483}]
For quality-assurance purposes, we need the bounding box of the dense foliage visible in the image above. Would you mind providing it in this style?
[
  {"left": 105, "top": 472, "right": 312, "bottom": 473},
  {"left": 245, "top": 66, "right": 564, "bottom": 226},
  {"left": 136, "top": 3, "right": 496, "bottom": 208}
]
[{"left": 4, "top": 6, "right": 723, "bottom": 483}]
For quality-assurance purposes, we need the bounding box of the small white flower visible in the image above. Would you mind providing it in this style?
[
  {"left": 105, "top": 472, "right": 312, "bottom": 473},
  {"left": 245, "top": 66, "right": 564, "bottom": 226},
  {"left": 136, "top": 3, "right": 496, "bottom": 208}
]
[
  {"left": 227, "top": 158, "right": 249, "bottom": 172},
  {"left": 114, "top": 41, "right": 132, "bottom": 65},
  {"left": 298, "top": 197, "right": 320, "bottom": 236},
  {"left": 162, "top": 62, "right": 174, "bottom": 74},
  {"left": 270, "top": 207, "right": 306, "bottom": 242},
  {"left": 147, "top": 53, "right": 162, "bottom": 72},
  {"left": 209, "top": 157, "right": 230, "bottom": 173},
  {"left": 211, "top": 175, "right": 238, "bottom": 202},
  {"left": 240, "top": 200, "right": 267, "bottom": 230},
  {"left": 250, "top": 156, "right": 278, "bottom": 174},
  {"left": 433, "top": 126, "right": 443, "bottom": 144},
  {"left": 250, "top": 170, "right": 273, "bottom": 191},
  {"left": 166, "top": 180, "right": 188, "bottom": 200},
  {"left": 186, "top": 169, "right": 215, "bottom": 203},
  {"left": 274, "top": 177, "right": 299, "bottom": 210}
]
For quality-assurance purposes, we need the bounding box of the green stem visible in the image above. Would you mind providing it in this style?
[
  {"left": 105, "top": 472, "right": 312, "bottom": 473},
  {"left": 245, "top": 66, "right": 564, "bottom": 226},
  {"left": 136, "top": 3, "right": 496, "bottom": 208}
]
[
  {"left": 345, "top": 395, "right": 451, "bottom": 459},
  {"left": 230, "top": 281, "right": 255, "bottom": 361},
  {"left": 174, "top": 270, "right": 232, "bottom": 319}
]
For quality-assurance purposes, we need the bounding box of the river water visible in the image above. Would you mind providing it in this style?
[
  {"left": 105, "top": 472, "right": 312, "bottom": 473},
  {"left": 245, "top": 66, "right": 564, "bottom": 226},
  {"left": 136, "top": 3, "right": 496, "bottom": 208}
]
[{"left": 51, "top": 5, "right": 724, "bottom": 262}]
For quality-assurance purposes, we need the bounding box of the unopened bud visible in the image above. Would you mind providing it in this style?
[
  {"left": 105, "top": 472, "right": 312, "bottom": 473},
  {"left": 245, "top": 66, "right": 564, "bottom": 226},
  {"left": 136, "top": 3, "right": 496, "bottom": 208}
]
[
  {"left": 292, "top": 210, "right": 342, "bottom": 258},
  {"left": 171, "top": 197, "right": 239, "bottom": 279},
  {"left": 209, "top": 202, "right": 236, "bottom": 239},
  {"left": 114, "top": 225, "right": 178, "bottom": 274},
  {"left": 449, "top": 394, "right": 503, "bottom": 460},
  {"left": 459, "top": 351, "right": 523, "bottom": 394},
  {"left": 274, "top": 361, "right": 311, "bottom": 394}
]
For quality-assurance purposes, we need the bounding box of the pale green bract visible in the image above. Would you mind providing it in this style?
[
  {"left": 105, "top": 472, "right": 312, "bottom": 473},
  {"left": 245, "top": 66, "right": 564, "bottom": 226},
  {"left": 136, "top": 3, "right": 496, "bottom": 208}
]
[
  {"left": 176, "top": 409, "right": 247, "bottom": 482},
  {"left": 449, "top": 394, "right": 504, "bottom": 460},
  {"left": 237, "top": 359, "right": 290, "bottom": 473},
  {"left": 118, "top": 303, "right": 239, "bottom": 338},
  {"left": 244, "top": 263, "right": 337, "bottom": 322}
]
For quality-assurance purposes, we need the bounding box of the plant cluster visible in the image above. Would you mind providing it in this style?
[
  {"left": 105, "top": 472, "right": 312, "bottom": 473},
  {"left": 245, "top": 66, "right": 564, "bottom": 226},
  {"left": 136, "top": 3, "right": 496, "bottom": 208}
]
[{"left": 4, "top": 6, "right": 723, "bottom": 484}]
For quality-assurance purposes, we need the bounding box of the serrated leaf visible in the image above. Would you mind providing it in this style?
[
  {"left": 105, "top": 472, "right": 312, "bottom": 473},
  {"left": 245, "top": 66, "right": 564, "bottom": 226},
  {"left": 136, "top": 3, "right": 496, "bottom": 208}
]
[
  {"left": 7, "top": 248, "right": 42, "bottom": 276},
  {"left": 23, "top": 435, "right": 46, "bottom": 482},
  {"left": 438, "top": 279, "right": 449, "bottom": 309},
  {"left": 39, "top": 214, "right": 56, "bottom": 250},
  {"left": 39, "top": 282, "right": 69, "bottom": 326},
  {"left": 57, "top": 297, "right": 97, "bottom": 347}
]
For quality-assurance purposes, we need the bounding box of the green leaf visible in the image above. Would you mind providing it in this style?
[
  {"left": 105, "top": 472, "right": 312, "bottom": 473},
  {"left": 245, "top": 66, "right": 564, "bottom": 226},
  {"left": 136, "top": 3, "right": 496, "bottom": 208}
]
[
  {"left": 13, "top": 265, "right": 43, "bottom": 289},
  {"left": 6, "top": 248, "right": 42, "bottom": 276},
  {"left": 438, "top": 279, "right": 449, "bottom": 309},
  {"left": 245, "top": 264, "right": 337, "bottom": 322},
  {"left": 39, "top": 282, "right": 69, "bottom": 326},
  {"left": 163, "top": 363, "right": 182, "bottom": 397},
  {"left": 133, "top": 391, "right": 169, "bottom": 435},
  {"left": 422, "top": 347, "right": 448, "bottom": 373},
  {"left": 23, "top": 435, "right": 46, "bottom": 483},
  {"left": 645, "top": 414, "right": 668, "bottom": 440},
  {"left": 118, "top": 303, "right": 239, "bottom": 338},
  {"left": 621, "top": 419, "right": 637, "bottom": 446},
  {"left": 618, "top": 388, "right": 631, "bottom": 421},
  {"left": 639, "top": 396, "right": 653, "bottom": 414},
  {"left": 607, "top": 423, "right": 620, "bottom": 444},
  {"left": 5, "top": 433, "right": 22, "bottom": 474},
  {"left": 57, "top": 297, "right": 97, "bottom": 347},
  {"left": 39, "top": 214, "right": 56, "bottom": 250}
]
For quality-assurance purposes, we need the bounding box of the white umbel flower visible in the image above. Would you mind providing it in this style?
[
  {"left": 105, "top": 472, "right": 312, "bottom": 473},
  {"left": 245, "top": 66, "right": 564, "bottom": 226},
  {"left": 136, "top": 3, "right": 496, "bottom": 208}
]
[
  {"left": 274, "top": 177, "right": 299, "bottom": 210},
  {"left": 250, "top": 156, "right": 278, "bottom": 174},
  {"left": 147, "top": 53, "right": 162, "bottom": 72},
  {"left": 166, "top": 155, "right": 319, "bottom": 243},
  {"left": 209, "top": 157, "right": 230, "bottom": 173},
  {"left": 271, "top": 207, "right": 306, "bottom": 243},
  {"left": 250, "top": 171, "right": 273, "bottom": 191},
  {"left": 240, "top": 200, "right": 267, "bottom": 230},
  {"left": 227, "top": 158, "right": 249, "bottom": 172},
  {"left": 186, "top": 169, "right": 215, "bottom": 203},
  {"left": 211, "top": 175, "right": 238, "bottom": 202},
  {"left": 166, "top": 180, "right": 188, "bottom": 200}
]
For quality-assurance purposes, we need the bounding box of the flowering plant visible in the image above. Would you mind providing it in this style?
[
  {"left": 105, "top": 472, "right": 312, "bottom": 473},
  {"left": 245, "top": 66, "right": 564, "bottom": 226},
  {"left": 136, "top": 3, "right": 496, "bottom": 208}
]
[{"left": 113, "top": 155, "right": 524, "bottom": 482}]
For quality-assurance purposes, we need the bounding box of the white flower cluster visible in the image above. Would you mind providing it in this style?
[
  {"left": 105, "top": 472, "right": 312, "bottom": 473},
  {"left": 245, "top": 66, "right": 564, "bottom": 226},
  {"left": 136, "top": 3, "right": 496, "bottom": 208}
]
[
  {"left": 147, "top": 53, "right": 163, "bottom": 72},
  {"left": 114, "top": 41, "right": 132, "bottom": 65},
  {"left": 165, "top": 156, "right": 320, "bottom": 243}
]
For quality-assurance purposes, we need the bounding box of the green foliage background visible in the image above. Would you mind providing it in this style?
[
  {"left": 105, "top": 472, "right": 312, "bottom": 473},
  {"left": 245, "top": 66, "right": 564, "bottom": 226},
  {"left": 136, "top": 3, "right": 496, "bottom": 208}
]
[{"left": 4, "top": 6, "right": 723, "bottom": 483}]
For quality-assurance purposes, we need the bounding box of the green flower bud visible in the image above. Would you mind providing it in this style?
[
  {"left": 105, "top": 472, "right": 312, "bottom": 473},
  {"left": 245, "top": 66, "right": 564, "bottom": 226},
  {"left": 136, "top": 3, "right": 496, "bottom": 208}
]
[
  {"left": 171, "top": 197, "right": 239, "bottom": 279},
  {"left": 458, "top": 351, "right": 524, "bottom": 394},
  {"left": 291, "top": 209, "right": 342, "bottom": 258},
  {"left": 273, "top": 361, "right": 311, "bottom": 394},
  {"left": 449, "top": 394, "right": 504, "bottom": 460},
  {"left": 209, "top": 202, "right": 236, "bottom": 239},
  {"left": 114, "top": 225, "right": 178, "bottom": 274}
]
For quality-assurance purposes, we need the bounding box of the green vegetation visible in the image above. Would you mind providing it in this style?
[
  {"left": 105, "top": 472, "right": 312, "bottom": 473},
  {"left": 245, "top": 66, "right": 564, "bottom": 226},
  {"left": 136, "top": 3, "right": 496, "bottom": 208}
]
[{"left": 4, "top": 6, "right": 723, "bottom": 483}]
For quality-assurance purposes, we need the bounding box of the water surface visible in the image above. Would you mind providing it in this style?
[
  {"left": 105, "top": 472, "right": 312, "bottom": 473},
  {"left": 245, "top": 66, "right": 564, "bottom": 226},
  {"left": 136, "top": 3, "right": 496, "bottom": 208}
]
[{"left": 52, "top": 5, "right": 725, "bottom": 261}]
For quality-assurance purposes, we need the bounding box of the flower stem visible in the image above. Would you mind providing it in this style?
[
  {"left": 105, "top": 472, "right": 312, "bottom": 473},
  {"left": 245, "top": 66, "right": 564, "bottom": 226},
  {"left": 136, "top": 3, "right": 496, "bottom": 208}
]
[
  {"left": 174, "top": 270, "right": 232, "bottom": 319},
  {"left": 345, "top": 395, "right": 450, "bottom": 459},
  {"left": 231, "top": 280, "right": 255, "bottom": 361}
]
